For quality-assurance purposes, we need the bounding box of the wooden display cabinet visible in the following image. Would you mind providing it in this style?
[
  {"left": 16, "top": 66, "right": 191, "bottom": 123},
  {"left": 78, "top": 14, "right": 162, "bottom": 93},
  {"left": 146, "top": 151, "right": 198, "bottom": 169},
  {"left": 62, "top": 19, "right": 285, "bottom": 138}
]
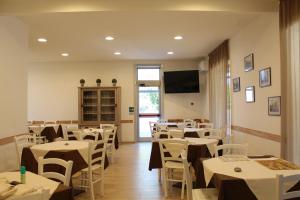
[{"left": 78, "top": 87, "right": 121, "bottom": 127}]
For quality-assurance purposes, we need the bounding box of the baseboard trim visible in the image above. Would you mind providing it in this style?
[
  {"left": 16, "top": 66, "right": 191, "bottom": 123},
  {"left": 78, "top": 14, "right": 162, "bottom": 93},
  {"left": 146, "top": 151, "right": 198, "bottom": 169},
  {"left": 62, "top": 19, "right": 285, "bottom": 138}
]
[
  {"left": 231, "top": 125, "right": 281, "bottom": 143},
  {"left": 0, "top": 133, "right": 26, "bottom": 145}
]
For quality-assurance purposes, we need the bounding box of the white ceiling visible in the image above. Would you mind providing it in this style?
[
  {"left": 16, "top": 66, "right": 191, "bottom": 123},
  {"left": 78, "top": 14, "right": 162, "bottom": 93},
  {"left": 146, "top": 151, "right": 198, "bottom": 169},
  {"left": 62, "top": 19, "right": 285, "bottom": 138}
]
[{"left": 20, "top": 11, "right": 260, "bottom": 61}]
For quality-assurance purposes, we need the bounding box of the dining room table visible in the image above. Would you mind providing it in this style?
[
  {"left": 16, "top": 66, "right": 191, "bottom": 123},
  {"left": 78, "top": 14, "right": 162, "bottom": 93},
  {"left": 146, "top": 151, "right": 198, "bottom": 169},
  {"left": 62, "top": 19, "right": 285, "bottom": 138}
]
[
  {"left": 203, "top": 156, "right": 300, "bottom": 200},
  {"left": 21, "top": 140, "right": 109, "bottom": 176},
  {"left": 0, "top": 171, "right": 72, "bottom": 200},
  {"left": 149, "top": 137, "right": 223, "bottom": 187}
]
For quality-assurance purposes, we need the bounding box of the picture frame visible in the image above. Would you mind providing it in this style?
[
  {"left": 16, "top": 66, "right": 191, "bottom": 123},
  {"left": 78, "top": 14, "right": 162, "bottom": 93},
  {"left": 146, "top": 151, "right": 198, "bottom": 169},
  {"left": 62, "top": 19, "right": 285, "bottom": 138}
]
[
  {"left": 268, "top": 96, "right": 281, "bottom": 116},
  {"left": 245, "top": 86, "right": 255, "bottom": 103},
  {"left": 244, "top": 53, "right": 254, "bottom": 72},
  {"left": 233, "top": 77, "right": 240, "bottom": 92},
  {"left": 259, "top": 67, "right": 271, "bottom": 87}
]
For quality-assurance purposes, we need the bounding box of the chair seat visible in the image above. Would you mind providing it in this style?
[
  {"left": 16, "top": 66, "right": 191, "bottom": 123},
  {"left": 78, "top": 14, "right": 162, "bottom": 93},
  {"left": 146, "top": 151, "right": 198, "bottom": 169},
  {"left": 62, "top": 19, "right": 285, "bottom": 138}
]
[
  {"left": 192, "top": 188, "right": 218, "bottom": 200},
  {"left": 81, "top": 164, "right": 101, "bottom": 172},
  {"left": 165, "top": 161, "right": 184, "bottom": 169}
]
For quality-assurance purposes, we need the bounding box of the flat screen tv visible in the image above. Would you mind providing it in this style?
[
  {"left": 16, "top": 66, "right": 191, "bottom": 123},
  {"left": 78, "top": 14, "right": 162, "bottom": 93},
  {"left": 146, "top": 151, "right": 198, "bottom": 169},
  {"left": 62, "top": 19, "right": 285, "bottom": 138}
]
[{"left": 164, "top": 70, "right": 200, "bottom": 93}]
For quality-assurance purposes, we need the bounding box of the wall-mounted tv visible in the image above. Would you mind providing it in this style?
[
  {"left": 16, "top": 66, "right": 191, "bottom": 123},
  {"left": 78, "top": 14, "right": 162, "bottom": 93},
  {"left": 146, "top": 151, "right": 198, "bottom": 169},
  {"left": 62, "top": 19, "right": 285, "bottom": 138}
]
[{"left": 164, "top": 70, "right": 200, "bottom": 93}]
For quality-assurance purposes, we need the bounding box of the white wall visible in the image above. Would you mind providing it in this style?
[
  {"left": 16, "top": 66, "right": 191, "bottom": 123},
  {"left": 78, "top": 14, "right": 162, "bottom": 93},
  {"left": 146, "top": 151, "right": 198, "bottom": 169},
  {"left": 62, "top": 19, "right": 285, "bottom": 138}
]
[
  {"left": 0, "top": 16, "right": 28, "bottom": 171},
  {"left": 28, "top": 60, "right": 209, "bottom": 142},
  {"left": 230, "top": 13, "right": 281, "bottom": 156}
]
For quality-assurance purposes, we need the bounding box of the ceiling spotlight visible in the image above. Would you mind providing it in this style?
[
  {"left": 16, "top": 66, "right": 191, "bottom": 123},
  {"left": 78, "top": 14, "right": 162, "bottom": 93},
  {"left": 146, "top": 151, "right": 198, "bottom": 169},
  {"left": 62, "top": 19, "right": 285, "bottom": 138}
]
[
  {"left": 105, "top": 36, "right": 114, "bottom": 41},
  {"left": 167, "top": 51, "right": 174, "bottom": 55},
  {"left": 37, "top": 38, "right": 47, "bottom": 43},
  {"left": 174, "top": 35, "right": 183, "bottom": 40},
  {"left": 114, "top": 52, "right": 121, "bottom": 55},
  {"left": 61, "top": 53, "right": 69, "bottom": 57}
]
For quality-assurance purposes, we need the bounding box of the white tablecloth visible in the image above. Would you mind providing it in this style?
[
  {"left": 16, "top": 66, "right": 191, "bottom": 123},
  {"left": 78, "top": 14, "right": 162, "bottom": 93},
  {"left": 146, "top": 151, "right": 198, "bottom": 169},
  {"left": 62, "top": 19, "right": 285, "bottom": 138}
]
[
  {"left": 203, "top": 157, "right": 300, "bottom": 200},
  {"left": 0, "top": 171, "right": 58, "bottom": 199},
  {"left": 72, "top": 128, "right": 103, "bottom": 140},
  {"left": 30, "top": 141, "right": 89, "bottom": 163}
]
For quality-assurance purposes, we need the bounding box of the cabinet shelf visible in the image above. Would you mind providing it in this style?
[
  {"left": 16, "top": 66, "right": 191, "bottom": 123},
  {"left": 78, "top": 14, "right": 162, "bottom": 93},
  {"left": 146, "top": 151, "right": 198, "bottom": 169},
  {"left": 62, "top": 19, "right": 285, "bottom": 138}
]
[
  {"left": 101, "top": 105, "right": 115, "bottom": 107},
  {"left": 101, "top": 113, "right": 115, "bottom": 115},
  {"left": 84, "top": 112, "right": 98, "bottom": 115}
]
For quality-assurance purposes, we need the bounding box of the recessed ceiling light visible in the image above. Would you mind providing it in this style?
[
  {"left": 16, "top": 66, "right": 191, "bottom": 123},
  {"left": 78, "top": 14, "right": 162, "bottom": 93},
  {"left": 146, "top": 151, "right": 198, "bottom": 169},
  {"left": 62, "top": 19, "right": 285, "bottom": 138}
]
[
  {"left": 37, "top": 38, "right": 47, "bottom": 43},
  {"left": 61, "top": 53, "right": 69, "bottom": 57},
  {"left": 174, "top": 35, "right": 183, "bottom": 40},
  {"left": 105, "top": 36, "right": 114, "bottom": 41},
  {"left": 167, "top": 51, "right": 174, "bottom": 55},
  {"left": 114, "top": 52, "right": 121, "bottom": 55}
]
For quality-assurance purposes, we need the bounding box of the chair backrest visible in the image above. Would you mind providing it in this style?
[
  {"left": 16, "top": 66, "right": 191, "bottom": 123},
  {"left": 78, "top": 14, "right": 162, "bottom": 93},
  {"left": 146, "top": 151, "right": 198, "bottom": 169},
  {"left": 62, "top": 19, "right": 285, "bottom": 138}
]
[
  {"left": 80, "top": 131, "right": 99, "bottom": 141},
  {"left": 182, "top": 151, "right": 193, "bottom": 200},
  {"left": 60, "top": 124, "right": 69, "bottom": 140},
  {"left": 28, "top": 125, "right": 42, "bottom": 135},
  {"left": 159, "top": 139, "right": 188, "bottom": 167},
  {"left": 157, "top": 124, "right": 168, "bottom": 132},
  {"left": 184, "top": 119, "right": 195, "bottom": 128},
  {"left": 197, "top": 122, "right": 214, "bottom": 129},
  {"left": 103, "top": 128, "right": 116, "bottom": 144},
  {"left": 277, "top": 174, "right": 300, "bottom": 200},
  {"left": 153, "top": 131, "right": 170, "bottom": 140},
  {"left": 88, "top": 140, "right": 107, "bottom": 171},
  {"left": 38, "top": 157, "right": 73, "bottom": 186},
  {"left": 14, "top": 135, "right": 36, "bottom": 164},
  {"left": 199, "top": 128, "right": 221, "bottom": 139},
  {"left": 149, "top": 121, "right": 157, "bottom": 135},
  {"left": 215, "top": 144, "right": 248, "bottom": 157},
  {"left": 169, "top": 129, "right": 184, "bottom": 139},
  {"left": 100, "top": 124, "right": 115, "bottom": 130}
]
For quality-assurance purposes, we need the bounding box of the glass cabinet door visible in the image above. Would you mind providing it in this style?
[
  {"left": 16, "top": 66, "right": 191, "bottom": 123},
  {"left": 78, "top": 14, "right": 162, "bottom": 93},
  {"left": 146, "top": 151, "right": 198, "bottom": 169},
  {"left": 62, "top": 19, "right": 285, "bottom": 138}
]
[
  {"left": 100, "top": 89, "right": 116, "bottom": 122},
  {"left": 82, "top": 90, "right": 99, "bottom": 122}
]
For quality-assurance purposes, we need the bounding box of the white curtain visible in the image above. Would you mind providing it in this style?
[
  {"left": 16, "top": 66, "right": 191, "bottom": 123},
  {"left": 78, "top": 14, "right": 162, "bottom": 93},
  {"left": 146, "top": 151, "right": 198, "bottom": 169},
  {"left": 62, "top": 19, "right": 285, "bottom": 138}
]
[
  {"left": 280, "top": 0, "right": 300, "bottom": 163},
  {"left": 209, "top": 40, "right": 229, "bottom": 129}
]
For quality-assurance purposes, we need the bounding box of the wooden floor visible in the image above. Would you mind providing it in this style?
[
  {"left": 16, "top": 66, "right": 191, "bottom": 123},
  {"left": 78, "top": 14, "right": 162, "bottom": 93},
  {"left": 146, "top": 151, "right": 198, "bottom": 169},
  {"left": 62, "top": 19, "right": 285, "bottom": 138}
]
[{"left": 75, "top": 142, "right": 184, "bottom": 200}]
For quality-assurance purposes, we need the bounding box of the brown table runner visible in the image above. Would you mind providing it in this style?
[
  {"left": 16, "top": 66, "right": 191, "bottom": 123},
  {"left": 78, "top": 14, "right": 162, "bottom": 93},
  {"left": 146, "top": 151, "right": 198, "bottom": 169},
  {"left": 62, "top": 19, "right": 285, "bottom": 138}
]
[{"left": 21, "top": 147, "right": 109, "bottom": 175}]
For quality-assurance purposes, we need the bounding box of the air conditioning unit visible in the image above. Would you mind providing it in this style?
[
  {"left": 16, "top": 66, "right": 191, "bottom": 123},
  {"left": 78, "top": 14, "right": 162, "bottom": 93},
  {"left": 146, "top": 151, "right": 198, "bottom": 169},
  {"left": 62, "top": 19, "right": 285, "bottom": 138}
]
[{"left": 198, "top": 57, "right": 209, "bottom": 72}]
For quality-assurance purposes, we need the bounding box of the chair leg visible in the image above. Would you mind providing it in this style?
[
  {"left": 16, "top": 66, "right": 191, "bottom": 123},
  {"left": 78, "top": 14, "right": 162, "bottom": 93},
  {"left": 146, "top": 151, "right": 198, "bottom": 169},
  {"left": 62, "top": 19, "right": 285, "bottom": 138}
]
[
  {"left": 158, "top": 169, "right": 161, "bottom": 183},
  {"left": 89, "top": 173, "right": 94, "bottom": 200},
  {"left": 163, "top": 169, "right": 168, "bottom": 197},
  {"left": 181, "top": 171, "right": 185, "bottom": 200},
  {"left": 100, "top": 179, "right": 104, "bottom": 197}
]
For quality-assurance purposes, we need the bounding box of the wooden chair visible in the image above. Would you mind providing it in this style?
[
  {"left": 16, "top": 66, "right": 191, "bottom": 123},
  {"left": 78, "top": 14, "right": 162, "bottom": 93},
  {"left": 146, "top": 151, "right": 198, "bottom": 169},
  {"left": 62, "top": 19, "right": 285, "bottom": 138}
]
[
  {"left": 153, "top": 131, "right": 170, "bottom": 140},
  {"left": 277, "top": 174, "right": 300, "bottom": 200},
  {"left": 182, "top": 152, "right": 218, "bottom": 200},
  {"left": 103, "top": 128, "right": 117, "bottom": 163},
  {"left": 184, "top": 119, "right": 196, "bottom": 128},
  {"left": 100, "top": 124, "right": 115, "bottom": 130},
  {"left": 157, "top": 124, "right": 168, "bottom": 132},
  {"left": 169, "top": 129, "right": 184, "bottom": 139},
  {"left": 199, "top": 128, "right": 222, "bottom": 139},
  {"left": 80, "top": 140, "right": 107, "bottom": 200},
  {"left": 38, "top": 157, "right": 73, "bottom": 186},
  {"left": 149, "top": 121, "right": 157, "bottom": 136},
  {"left": 14, "top": 135, "right": 36, "bottom": 165},
  {"left": 215, "top": 144, "right": 248, "bottom": 157},
  {"left": 159, "top": 139, "right": 188, "bottom": 199}
]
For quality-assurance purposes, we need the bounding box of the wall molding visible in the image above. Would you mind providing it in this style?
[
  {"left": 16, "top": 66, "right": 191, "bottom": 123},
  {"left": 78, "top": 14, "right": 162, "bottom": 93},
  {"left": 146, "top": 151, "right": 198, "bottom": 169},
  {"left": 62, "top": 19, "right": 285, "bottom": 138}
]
[
  {"left": 231, "top": 125, "right": 281, "bottom": 143},
  {"left": 120, "top": 120, "right": 134, "bottom": 123},
  {"left": 0, "top": 133, "right": 26, "bottom": 146}
]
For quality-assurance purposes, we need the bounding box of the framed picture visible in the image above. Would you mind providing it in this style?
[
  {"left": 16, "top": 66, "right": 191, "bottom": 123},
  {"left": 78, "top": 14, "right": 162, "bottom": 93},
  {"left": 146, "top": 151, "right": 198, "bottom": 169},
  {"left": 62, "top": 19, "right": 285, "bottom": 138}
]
[
  {"left": 268, "top": 96, "right": 281, "bottom": 116},
  {"left": 259, "top": 67, "right": 271, "bottom": 87},
  {"left": 245, "top": 86, "right": 255, "bottom": 103},
  {"left": 233, "top": 77, "right": 240, "bottom": 92},
  {"left": 244, "top": 53, "right": 254, "bottom": 72}
]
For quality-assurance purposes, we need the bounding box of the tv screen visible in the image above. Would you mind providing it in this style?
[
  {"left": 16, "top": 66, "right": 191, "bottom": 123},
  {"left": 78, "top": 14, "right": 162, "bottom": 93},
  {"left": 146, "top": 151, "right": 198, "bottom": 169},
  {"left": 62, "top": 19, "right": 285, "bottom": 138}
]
[{"left": 164, "top": 70, "right": 200, "bottom": 93}]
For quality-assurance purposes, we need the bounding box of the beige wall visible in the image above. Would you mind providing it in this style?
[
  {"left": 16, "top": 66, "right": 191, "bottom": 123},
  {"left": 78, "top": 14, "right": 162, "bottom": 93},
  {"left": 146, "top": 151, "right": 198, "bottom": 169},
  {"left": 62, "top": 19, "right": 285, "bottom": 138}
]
[
  {"left": 28, "top": 60, "right": 209, "bottom": 142},
  {"left": 0, "top": 17, "right": 28, "bottom": 171},
  {"left": 230, "top": 13, "right": 281, "bottom": 156}
]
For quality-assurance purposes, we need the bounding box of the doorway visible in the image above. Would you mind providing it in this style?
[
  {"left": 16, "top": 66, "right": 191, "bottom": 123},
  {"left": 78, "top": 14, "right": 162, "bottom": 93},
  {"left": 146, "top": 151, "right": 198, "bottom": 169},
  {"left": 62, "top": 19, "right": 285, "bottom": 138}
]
[{"left": 136, "top": 65, "right": 161, "bottom": 141}]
